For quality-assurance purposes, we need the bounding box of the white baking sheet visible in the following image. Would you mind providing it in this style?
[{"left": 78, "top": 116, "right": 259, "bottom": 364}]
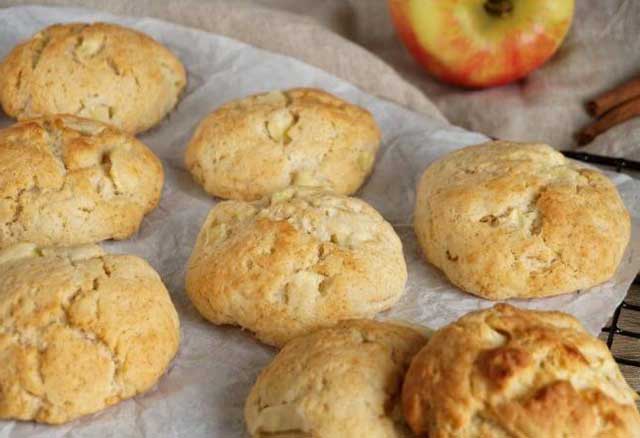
[{"left": 0, "top": 5, "right": 639, "bottom": 437}]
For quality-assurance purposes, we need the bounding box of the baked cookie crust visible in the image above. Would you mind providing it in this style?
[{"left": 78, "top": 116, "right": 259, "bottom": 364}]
[
  {"left": 185, "top": 88, "right": 381, "bottom": 200},
  {"left": 245, "top": 320, "right": 427, "bottom": 437},
  {"left": 0, "top": 243, "right": 180, "bottom": 424},
  {"left": 402, "top": 304, "right": 640, "bottom": 438},
  {"left": 414, "top": 141, "right": 631, "bottom": 299},
  {"left": 185, "top": 187, "right": 407, "bottom": 346},
  {"left": 0, "top": 22, "right": 186, "bottom": 134},
  {"left": 0, "top": 115, "right": 164, "bottom": 248}
]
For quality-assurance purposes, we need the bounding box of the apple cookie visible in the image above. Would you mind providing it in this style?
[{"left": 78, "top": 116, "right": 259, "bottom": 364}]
[
  {"left": 185, "top": 187, "right": 407, "bottom": 347},
  {"left": 184, "top": 88, "right": 381, "bottom": 201},
  {"left": 0, "top": 115, "right": 164, "bottom": 248},
  {"left": 0, "top": 22, "right": 186, "bottom": 134},
  {"left": 0, "top": 243, "right": 180, "bottom": 424},
  {"left": 414, "top": 141, "right": 630, "bottom": 300},
  {"left": 403, "top": 304, "right": 640, "bottom": 438},
  {"left": 245, "top": 320, "right": 428, "bottom": 438}
]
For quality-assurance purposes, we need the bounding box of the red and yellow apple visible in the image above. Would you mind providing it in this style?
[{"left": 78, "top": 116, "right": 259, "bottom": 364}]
[{"left": 389, "top": 0, "right": 575, "bottom": 88}]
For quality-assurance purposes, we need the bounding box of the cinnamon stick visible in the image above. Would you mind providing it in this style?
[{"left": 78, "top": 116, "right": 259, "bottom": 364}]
[
  {"left": 578, "top": 95, "right": 640, "bottom": 145},
  {"left": 586, "top": 75, "right": 640, "bottom": 118}
]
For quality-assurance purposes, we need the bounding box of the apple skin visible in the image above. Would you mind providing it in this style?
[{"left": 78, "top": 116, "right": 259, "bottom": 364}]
[{"left": 389, "top": 0, "right": 575, "bottom": 88}]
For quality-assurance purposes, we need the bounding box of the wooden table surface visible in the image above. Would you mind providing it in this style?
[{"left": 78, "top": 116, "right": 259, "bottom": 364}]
[{"left": 599, "top": 282, "right": 640, "bottom": 407}]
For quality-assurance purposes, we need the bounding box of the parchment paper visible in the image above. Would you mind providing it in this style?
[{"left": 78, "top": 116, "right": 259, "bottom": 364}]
[{"left": 0, "top": 6, "right": 639, "bottom": 437}]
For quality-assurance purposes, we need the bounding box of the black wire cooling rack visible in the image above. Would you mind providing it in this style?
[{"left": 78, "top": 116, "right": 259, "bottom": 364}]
[
  {"left": 562, "top": 151, "right": 640, "bottom": 374},
  {"left": 603, "top": 284, "right": 640, "bottom": 368}
]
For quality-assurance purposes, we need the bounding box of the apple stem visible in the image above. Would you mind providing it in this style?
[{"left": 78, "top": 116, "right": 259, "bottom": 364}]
[{"left": 484, "top": 0, "right": 513, "bottom": 17}]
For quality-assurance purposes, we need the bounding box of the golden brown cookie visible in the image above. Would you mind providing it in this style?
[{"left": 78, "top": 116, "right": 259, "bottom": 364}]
[
  {"left": 0, "top": 243, "right": 180, "bottom": 424},
  {"left": 245, "top": 320, "right": 428, "bottom": 437},
  {"left": 184, "top": 88, "right": 381, "bottom": 200},
  {"left": 185, "top": 187, "right": 407, "bottom": 346},
  {"left": 414, "top": 141, "right": 630, "bottom": 299},
  {"left": 402, "top": 304, "right": 640, "bottom": 438},
  {"left": 0, "top": 115, "right": 163, "bottom": 248},
  {"left": 0, "top": 22, "right": 186, "bottom": 134}
]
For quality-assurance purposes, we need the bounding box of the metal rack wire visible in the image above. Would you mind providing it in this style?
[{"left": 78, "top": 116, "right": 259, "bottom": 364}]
[
  {"left": 602, "top": 276, "right": 640, "bottom": 369},
  {"left": 561, "top": 151, "right": 640, "bottom": 374}
]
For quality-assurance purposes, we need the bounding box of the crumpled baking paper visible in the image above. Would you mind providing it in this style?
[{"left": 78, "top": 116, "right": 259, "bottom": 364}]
[{"left": 0, "top": 6, "right": 639, "bottom": 438}]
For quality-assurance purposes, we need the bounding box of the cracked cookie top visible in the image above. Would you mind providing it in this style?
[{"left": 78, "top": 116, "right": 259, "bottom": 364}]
[
  {"left": 0, "top": 242, "right": 180, "bottom": 424},
  {"left": 0, "top": 115, "right": 164, "bottom": 248},
  {"left": 402, "top": 304, "right": 640, "bottom": 438},
  {"left": 414, "top": 141, "right": 631, "bottom": 299},
  {"left": 0, "top": 22, "right": 186, "bottom": 134},
  {"left": 185, "top": 187, "right": 407, "bottom": 347},
  {"left": 245, "top": 319, "right": 427, "bottom": 438},
  {"left": 184, "top": 88, "right": 381, "bottom": 201}
]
